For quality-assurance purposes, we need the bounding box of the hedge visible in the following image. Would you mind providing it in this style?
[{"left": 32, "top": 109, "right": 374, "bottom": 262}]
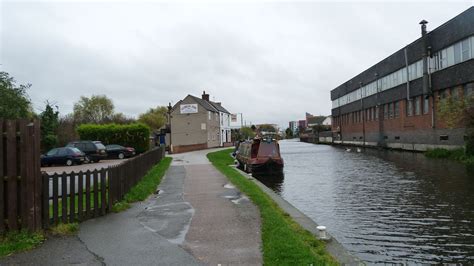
[{"left": 77, "top": 123, "right": 150, "bottom": 153}]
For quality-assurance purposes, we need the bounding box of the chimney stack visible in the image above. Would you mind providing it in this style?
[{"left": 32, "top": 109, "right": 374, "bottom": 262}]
[{"left": 202, "top": 90, "right": 209, "bottom": 101}]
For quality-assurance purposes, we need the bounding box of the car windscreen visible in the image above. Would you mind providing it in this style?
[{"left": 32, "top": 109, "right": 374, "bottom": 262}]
[
  {"left": 68, "top": 147, "right": 83, "bottom": 154},
  {"left": 95, "top": 143, "right": 106, "bottom": 150}
]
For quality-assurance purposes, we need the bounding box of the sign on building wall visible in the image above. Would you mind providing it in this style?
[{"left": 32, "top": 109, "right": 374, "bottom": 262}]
[
  {"left": 180, "top": 104, "right": 198, "bottom": 114},
  {"left": 231, "top": 114, "right": 237, "bottom": 122}
]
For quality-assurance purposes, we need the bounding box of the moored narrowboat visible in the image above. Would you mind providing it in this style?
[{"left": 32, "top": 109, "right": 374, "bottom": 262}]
[{"left": 236, "top": 137, "right": 284, "bottom": 173}]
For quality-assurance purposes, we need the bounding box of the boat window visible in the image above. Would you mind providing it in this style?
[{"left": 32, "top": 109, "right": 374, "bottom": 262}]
[{"left": 258, "top": 143, "right": 278, "bottom": 157}]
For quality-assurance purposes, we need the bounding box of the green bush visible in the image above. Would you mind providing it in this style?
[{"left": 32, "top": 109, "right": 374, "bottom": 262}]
[{"left": 77, "top": 123, "right": 150, "bottom": 153}]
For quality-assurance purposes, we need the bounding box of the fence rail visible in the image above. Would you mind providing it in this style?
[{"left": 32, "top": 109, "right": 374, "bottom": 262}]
[
  {"left": 0, "top": 119, "right": 42, "bottom": 232},
  {"left": 42, "top": 147, "right": 165, "bottom": 226}
]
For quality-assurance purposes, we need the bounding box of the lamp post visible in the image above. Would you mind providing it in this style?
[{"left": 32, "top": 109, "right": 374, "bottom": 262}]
[{"left": 167, "top": 102, "right": 173, "bottom": 154}]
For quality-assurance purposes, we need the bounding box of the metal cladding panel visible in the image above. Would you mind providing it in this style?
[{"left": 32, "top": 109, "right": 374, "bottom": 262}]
[
  {"left": 431, "top": 59, "right": 474, "bottom": 90},
  {"left": 330, "top": 7, "right": 474, "bottom": 101}
]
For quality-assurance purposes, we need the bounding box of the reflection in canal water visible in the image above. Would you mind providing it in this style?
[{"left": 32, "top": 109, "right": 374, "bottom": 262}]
[
  {"left": 267, "top": 139, "right": 474, "bottom": 264},
  {"left": 252, "top": 171, "right": 284, "bottom": 193}
]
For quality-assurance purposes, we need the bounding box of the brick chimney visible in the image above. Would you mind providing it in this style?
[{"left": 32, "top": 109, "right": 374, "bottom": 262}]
[{"left": 202, "top": 90, "right": 209, "bottom": 101}]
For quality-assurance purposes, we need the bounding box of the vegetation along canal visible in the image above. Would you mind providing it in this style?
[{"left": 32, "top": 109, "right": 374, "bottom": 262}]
[{"left": 254, "top": 139, "right": 474, "bottom": 264}]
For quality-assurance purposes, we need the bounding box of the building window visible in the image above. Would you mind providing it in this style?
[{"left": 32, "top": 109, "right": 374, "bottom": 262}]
[
  {"left": 423, "top": 97, "right": 429, "bottom": 114},
  {"left": 208, "top": 111, "right": 211, "bottom": 120},
  {"left": 454, "top": 42, "right": 462, "bottom": 64},
  {"left": 388, "top": 103, "right": 394, "bottom": 118},
  {"left": 375, "top": 106, "right": 379, "bottom": 120},
  {"left": 367, "top": 109, "right": 370, "bottom": 121},
  {"left": 384, "top": 104, "right": 388, "bottom": 119},
  {"left": 407, "top": 99, "right": 413, "bottom": 116},
  {"left": 461, "top": 38, "right": 471, "bottom": 61},
  {"left": 395, "top": 101, "right": 400, "bottom": 118},
  {"left": 415, "top": 96, "right": 421, "bottom": 115}
]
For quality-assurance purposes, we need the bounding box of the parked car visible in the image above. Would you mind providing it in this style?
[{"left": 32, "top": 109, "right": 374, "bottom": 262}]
[
  {"left": 105, "top": 144, "right": 136, "bottom": 159},
  {"left": 41, "top": 147, "right": 85, "bottom": 167},
  {"left": 66, "top": 140, "right": 107, "bottom": 163}
]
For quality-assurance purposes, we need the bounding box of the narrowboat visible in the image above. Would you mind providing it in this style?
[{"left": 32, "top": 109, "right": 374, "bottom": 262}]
[{"left": 235, "top": 137, "right": 284, "bottom": 173}]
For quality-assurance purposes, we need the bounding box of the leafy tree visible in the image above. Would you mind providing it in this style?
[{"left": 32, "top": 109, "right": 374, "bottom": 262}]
[
  {"left": 258, "top": 124, "right": 277, "bottom": 133},
  {"left": 0, "top": 71, "right": 33, "bottom": 119},
  {"left": 240, "top": 126, "right": 256, "bottom": 140},
  {"left": 104, "top": 112, "right": 136, "bottom": 124},
  {"left": 40, "top": 102, "right": 59, "bottom": 151},
  {"left": 138, "top": 106, "right": 168, "bottom": 133},
  {"left": 438, "top": 94, "right": 474, "bottom": 155},
  {"left": 73, "top": 95, "right": 114, "bottom": 124},
  {"left": 285, "top": 128, "right": 293, "bottom": 139}
]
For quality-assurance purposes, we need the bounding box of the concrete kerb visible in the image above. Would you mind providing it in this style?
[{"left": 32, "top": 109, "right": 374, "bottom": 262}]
[{"left": 231, "top": 166, "right": 364, "bottom": 265}]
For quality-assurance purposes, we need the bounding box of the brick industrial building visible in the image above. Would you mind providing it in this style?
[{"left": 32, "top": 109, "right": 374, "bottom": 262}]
[{"left": 331, "top": 7, "right": 474, "bottom": 151}]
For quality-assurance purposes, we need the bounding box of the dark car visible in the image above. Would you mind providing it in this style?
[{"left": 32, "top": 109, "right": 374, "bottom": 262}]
[
  {"left": 66, "top": 141, "right": 107, "bottom": 163},
  {"left": 105, "top": 144, "right": 136, "bottom": 159},
  {"left": 41, "top": 147, "right": 85, "bottom": 167}
]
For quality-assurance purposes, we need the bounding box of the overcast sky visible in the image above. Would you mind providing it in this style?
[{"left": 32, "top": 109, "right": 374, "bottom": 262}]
[{"left": 1, "top": 1, "right": 473, "bottom": 128}]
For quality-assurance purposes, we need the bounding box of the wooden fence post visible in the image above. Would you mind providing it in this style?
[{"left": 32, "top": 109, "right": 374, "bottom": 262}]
[{"left": 6, "top": 120, "right": 18, "bottom": 230}]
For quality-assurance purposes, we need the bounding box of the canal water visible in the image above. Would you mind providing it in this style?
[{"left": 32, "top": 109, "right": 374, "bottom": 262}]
[{"left": 253, "top": 139, "right": 474, "bottom": 264}]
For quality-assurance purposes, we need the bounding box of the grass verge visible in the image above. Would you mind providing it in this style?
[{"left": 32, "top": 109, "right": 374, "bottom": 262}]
[
  {"left": 207, "top": 149, "right": 336, "bottom": 265},
  {"left": 425, "top": 148, "right": 474, "bottom": 165},
  {"left": 112, "top": 157, "right": 172, "bottom": 212},
  {"left": 49, "top": 223, "right": 78, "bottom": 236},
  {"left": 0, "top": 230, "right": 45, "bottom": 258}
]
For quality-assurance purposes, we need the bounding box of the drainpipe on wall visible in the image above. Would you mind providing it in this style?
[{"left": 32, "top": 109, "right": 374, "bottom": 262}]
[
  {"left": 375, "top": 73, "right": 384, "bottom": 147},
  {"left": 420, "top": 20, "right": 435, "bottom": 129},
  {"left": 404, "top": 48, "right": 411, "bottom": 101},
  {"left": 360, "top": 82, "right": 366, "bottom": 146}
]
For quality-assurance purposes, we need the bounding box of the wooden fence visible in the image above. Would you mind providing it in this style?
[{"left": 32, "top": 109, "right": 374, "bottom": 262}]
[
  {"left": 0, "top": 119, "right": 42, "bottom": 232},
  {"left": 43, "top": 146, "right": 165, "bottom": 226}
]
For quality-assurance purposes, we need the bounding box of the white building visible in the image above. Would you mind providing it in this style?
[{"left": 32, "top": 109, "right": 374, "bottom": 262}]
[{"left": 204, "top": 91, "right": 233, "bottom": 146}]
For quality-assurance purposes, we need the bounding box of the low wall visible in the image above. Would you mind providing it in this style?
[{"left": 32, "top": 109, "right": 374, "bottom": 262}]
[
  {"left": 172, "top": 143, "right": 208, "bottom": 153},
  {"left": 332, "top": 140, "right": 462, "bottom": 152}
]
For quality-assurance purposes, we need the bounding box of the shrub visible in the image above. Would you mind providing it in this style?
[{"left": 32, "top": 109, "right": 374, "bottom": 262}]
[{"left": 77, "top": 123, "right": 150, "bottom": 153}]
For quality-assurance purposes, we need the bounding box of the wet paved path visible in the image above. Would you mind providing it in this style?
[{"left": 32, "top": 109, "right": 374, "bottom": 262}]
[
  {"left": 1, "top": 148, "right": 262, "bottom": 265},
  {"left": 172, "top": 149, "right": 262, "bottom": 265}
]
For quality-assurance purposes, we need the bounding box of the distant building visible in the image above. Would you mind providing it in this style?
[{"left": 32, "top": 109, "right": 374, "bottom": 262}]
[
  {"left": 170, "top": 91, "right": 232, "bottom": 153},
  {"left": 288, "top": 121, "right": 298, "bottom": 134},
  {"left": 307, "top": 116, "right": 327, "bottom": 127},
  {"left": 331, "top": 7, "right": 474, "bottom": 151},
  {"left": 298, "top": 120, "right": 307, "bottom": 131}
]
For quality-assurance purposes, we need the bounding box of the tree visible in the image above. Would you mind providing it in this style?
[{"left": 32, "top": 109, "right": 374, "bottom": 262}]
[
  {"left": 285, "top": 128, "right": 293, "bottom": 139},
  {"left": 138, "top": 106, "right": 168, "bottom": 133},
  {"left": 0, "top": 71, "right": 33, "bottom": 119},
  {"left": 240, "top": 126, "right": 256, "bottom": 140},
  {"left": 258, "top": 124, "right": 277, "bottom": 133},
  {"left": 40, "top": 102, "right": 59, "bottom": 151},
  {"left": 438, "top": 94, "right": 474, "bottom": 155},
  {"left": 73, "top": 95, "right": 114, "bottom": 124}
]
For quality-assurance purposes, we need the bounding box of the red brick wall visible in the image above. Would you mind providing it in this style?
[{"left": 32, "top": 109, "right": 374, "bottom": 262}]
[{"left": 172, "top": 143, "right": 208, "bottom": 153}]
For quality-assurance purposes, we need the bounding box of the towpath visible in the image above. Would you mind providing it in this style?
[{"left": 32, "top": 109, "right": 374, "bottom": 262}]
[{"left": 1, "top": 148, "right": 262, "bottom": 265}]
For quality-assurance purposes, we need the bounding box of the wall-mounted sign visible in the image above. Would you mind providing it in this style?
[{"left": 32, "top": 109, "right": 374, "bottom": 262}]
[
  {"left": 180, "top": 104, "right": 198, "bottom": 114},
  {"left": 231, "top": 114, "right": 238, "bottom": 122}
]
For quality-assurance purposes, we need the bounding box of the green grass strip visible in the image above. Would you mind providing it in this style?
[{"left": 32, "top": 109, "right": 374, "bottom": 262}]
[
  {"left": 113, "top": 157, "right": 172, "bottom": 211},
  {"left": 425, "top": 148, "right": 474, "bottom": 165},
  {"left": 0, "top": 230, "right": 45, "bottom": 258},
  {"left": 207, "top": 149, "right": 337, "bottom": 265}
]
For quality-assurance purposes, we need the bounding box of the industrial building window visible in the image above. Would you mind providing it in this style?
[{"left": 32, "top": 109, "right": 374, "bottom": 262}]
[
  {"left": 208, "top": 111, "right": 211, "bottom": 120},
  {"left": 407, "top": 99, "right": 413, "bottom": 116},
  {"left": 375, "top": 106, "right": 379, "bottom": 120},
  {"left": 395, "top": 101, "right": 400, "bottom": 117},
  {"left": 454, "top": 42, "right": 462, "bottom": 64},
  {"left": 388, "top": 103, "right": 394, "bottom": 118},
  {"left": 461, "top": 39, "right": 471, "bottom": 61},
  {"left": 415, "top": 96, "right": 421, "bottom": 115},
  {"left": 384, "top": 104, "right": 388, "bottom": 119},
  {"left": 372, "top": 107, "right": 375, "bottom": 120},
  {"left": 366, "top": 109, "right": 370, "bottom": 121},
  {"left": 423, "top": 97, "right": 429, "bottom": 114}
]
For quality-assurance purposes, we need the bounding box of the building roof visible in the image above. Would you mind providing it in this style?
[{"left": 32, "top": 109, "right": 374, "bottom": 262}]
[
  {"left": 307, "top": 116, "right": 326, "bottom": 125},
  {"left": 172, "top": 94, "right": 231, "bottom": 114},
  {"left": 209, "top": 101, "right": 230, "bottom": 114}
]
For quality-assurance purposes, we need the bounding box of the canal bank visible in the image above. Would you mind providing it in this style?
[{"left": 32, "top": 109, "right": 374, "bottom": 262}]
[{"left": 269, "top": 139, "right": 474, "bottom": 264}]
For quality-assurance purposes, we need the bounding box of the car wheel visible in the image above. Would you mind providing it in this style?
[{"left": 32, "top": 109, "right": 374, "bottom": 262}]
[
  {"left": 66, "top": 159, "right": 73, "bottom": 166},
  {"left": 118, "top": 153, "right": 125, "bottom": 159}
]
